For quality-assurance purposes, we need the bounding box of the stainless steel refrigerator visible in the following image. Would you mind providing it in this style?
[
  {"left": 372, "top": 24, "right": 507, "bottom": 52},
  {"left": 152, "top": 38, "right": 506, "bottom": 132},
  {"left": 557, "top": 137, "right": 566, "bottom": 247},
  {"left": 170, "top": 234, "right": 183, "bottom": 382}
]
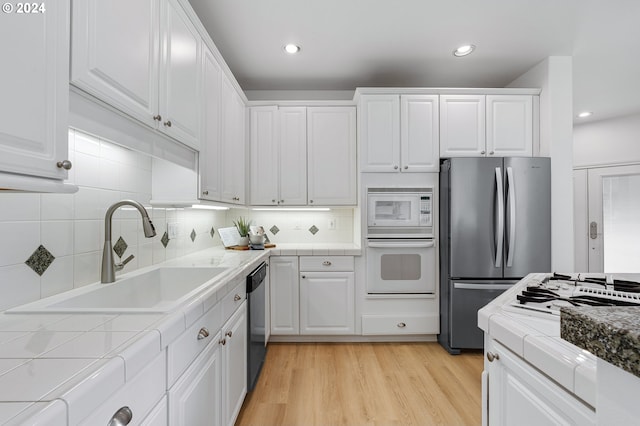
[{"left": 438, "top": 157, "right": 551, "bottom": 354}]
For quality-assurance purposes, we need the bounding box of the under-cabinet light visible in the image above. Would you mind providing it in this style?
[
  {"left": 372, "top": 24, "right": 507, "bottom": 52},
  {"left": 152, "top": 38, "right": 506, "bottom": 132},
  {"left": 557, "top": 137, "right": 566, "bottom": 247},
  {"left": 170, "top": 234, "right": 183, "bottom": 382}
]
[
  {"left": 577, "top": 111, "right": 593, "bottom": 118},
  {"left": 191, "top": 205, "right": 230, "bottom": 210},
  {"left": 252, "top": 207, "right": 330, "bottom": 212}
]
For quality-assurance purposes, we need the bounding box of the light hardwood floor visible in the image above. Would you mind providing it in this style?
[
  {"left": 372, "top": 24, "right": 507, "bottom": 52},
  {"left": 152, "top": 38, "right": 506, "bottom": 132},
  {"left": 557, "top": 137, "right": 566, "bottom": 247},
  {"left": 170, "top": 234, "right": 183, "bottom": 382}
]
[{"left": 236, "top": 342, "right": 484, "bottom": 426}]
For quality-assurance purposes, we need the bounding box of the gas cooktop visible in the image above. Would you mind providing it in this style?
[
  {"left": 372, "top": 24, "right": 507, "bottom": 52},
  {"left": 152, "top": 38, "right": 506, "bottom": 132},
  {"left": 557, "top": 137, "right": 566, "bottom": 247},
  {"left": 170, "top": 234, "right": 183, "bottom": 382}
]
[{"left": 506, "top": 273, "right": 640, "bottom": 316}]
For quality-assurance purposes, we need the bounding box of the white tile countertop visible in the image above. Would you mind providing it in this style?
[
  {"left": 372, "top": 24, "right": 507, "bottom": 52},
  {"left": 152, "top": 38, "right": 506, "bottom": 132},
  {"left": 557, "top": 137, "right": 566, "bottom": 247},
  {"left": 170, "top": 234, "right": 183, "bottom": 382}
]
[
  {"left": 478, "top": 273, "right": 598, "bottom": 408},
  {"left": 0, "top": 243, "right": 361, "bottom": 424}
]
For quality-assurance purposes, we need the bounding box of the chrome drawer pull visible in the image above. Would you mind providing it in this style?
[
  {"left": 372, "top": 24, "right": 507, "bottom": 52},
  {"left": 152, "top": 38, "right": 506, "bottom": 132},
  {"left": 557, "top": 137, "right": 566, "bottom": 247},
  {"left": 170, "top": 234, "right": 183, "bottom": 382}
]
[
  {"left": 197, "top": 327, "right": 210, "bottom": 340},
  {"left": 108, "top": 406, "right": 133, "bottom": 426},
  {"left": 322, "top": 261, "right": 332, "bottom": 266},
  {"left": 225, "top": 330, "right": 233, "bottom": 338},
  {"left": 219, "top": 338, "right": 226, "bottom": 346},
  {"left": 486, "top": 352, "right": 500, "bottom": 362},
  {"left": 234, "top": 294, "right": 242, "bottom": 301},
  {"left": 397, "top": 322, "right": 406, "bottom": 328}
]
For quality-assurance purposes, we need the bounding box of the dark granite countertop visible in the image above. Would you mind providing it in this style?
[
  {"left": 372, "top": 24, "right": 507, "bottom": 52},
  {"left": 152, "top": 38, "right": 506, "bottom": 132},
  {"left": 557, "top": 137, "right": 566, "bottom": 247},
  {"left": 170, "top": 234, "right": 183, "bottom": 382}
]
[{"left": 561, "top": 306, "right": 640, "bottom": 378}]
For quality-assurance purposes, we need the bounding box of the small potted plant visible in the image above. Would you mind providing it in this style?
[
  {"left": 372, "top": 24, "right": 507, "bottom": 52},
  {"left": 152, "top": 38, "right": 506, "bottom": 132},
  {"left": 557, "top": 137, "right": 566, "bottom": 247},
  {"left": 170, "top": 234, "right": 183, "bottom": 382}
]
[{"left": 233, "top": 217, "right": 251, "bottom": 246}]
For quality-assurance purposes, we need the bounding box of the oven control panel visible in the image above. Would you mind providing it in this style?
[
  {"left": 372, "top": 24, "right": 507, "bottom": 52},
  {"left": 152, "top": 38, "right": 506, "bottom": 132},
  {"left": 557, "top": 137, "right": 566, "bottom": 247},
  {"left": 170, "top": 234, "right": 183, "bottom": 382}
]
[{"left": 420, "top": 195, "right": 432, "bottom": 226}]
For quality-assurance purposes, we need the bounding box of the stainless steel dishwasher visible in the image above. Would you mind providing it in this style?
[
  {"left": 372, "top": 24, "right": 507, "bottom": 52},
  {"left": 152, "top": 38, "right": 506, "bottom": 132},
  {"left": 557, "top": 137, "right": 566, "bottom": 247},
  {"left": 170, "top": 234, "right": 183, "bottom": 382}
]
[{"left": 246, "top": 262, "right": 267, "bottom": 391}]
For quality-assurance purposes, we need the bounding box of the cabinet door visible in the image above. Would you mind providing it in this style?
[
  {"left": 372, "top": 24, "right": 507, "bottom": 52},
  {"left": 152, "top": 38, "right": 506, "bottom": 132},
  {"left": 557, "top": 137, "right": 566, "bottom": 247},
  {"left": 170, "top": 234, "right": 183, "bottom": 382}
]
[
  {"left": 220, "top": 78, "right": 246, "bottom": 204},
  {"left": 307, "top": 107, "right": 357, "bottom": 205},
  {"left": 300, "top": 272, "right": 354, "bottom": 334},
  {"left": 0, "top": 0, "right": 69, "bottom": 180},
  {"left": 279, "top": 107, "right": 308, "bottom": 205},
  {"left": 440, "top": 95, "right": 486, "bottom": 157},
  {"left": 250, "top": 106, "right": 279, "bottom": 205},
  {"left": 269, "top": 256, "right": 299, "bottom": 335},
  {"left": 359, "top": 95, "right": 400, "bottom": 172},
  {"left": 141, "top": 396, "right": 167, "bottom": 426},
  {"left": 222, "top": 302, "right": 247, "bottom": 426},
  {"left": 486, "top": 95, "right": 533, "bottom": 157},
  {"left": 401, "top": 95, "right": 440, "bottom": 172},
  {"left": 159, "top": 0, "right": 201, "bottom": 150},
  {"left": 486, "top": 339, "right": 596, "bottom": 426},
  {"left": 169, "top": 338, "right": 222, "bottom": 426},
  {"left": 199, "top": 45, "right": 222, "bottom": 201},
  {"left": 71, "top": 0, "right": 159, "bottom": 130}
]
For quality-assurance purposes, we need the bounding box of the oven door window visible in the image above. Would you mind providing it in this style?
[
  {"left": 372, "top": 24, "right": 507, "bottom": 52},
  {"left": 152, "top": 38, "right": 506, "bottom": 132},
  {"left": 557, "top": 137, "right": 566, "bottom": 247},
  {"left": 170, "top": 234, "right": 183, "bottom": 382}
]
[{"left": 380, "top": 253, "right": 421, "bottom": 280}]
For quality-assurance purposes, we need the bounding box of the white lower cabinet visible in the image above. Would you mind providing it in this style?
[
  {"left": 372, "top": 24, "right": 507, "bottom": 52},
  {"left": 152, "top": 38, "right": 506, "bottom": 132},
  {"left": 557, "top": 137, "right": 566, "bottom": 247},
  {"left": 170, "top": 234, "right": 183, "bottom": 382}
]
[
  {"left": 221, "top": 301, "right": 248, "bottom": 426},
  {"left": 485, "top": 338, "right": 595, "bottom": 426},
  {"left": 270, "top": 256, "right": 300, "bottom": 335},
  {"left": 169, "top": 336, "right": 223, "bottom": 426}
]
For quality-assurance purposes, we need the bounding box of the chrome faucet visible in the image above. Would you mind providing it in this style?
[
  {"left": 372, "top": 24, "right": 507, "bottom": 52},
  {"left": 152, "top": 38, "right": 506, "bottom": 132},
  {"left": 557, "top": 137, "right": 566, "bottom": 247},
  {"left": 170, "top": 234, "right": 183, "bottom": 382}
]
[{"left": 101, "top": 200, "right": 156, "bottom": 283}]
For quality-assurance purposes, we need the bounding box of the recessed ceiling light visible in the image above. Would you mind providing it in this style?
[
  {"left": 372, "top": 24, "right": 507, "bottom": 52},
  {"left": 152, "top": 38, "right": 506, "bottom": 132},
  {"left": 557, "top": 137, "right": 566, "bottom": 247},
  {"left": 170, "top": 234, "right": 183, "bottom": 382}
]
[
  {"left": 284, "top": 44, "right": 301, "bottom": 54},
  {"left": 577, "top": 111, "right": 593, "bottom": 118},
  {"left": 453, "top": 44, "right": 476, "bottom": 57}
]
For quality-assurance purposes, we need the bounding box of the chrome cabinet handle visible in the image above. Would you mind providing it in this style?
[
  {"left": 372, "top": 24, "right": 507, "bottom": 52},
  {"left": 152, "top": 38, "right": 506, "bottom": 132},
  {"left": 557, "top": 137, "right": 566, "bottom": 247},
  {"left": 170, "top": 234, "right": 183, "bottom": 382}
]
[
  {"left": 197, "top": 327, "right": 210, "bottom": 340},
  {"left": 56, "top": 160, "right": 72, "bottom": 170},
  {"left": 219, "top": 338, "right": 226, "bottom": 345},
  {"left": 486, "top": 352, "right": 500, "bottom": 362},
  {"left": 272, "top": 199, "right": 276, "bottom": 203},
  {"left": 322, "top": 261, "right": 332, "bottom": 266},
  {"left": 489, "top": 151, "right": 495, "bottom": 155},
  {"left": 108, "top": 406, "right": 133, "bottom": 426},
  {"left": 301, "top": 275, "right": 306, "bottom": 279},
  {"left": 163, "top": 120, "right": 172, "bottom": 127},
  {"left": 481, "top": 150, "right": 486, "bottom": 155},
  {"left": 234, "top": 294, "right": 242, "bottom": 301},
  {"left": 394, "top": 165, "right": 399, "bottom": 170},
  {"left": 153, "top": 114, "right": 162, "bottom": 121},
  {"left": 203, "top": 190, "right": 209, "bottom": 195},
  {"left": 309, "top": 199, "right": 314, "bottom": 204},
  {"left": 280, "top": 199, "right": 284, "bottom": 203},
  {"left": 404, "top": 165, "right": 408, "bottom": 170},
  {"left": 397, "top": 322, "right": 406, "bottom": 328},
  {"left": 225, "top": 330, "right": 233, "bottom": 338}
]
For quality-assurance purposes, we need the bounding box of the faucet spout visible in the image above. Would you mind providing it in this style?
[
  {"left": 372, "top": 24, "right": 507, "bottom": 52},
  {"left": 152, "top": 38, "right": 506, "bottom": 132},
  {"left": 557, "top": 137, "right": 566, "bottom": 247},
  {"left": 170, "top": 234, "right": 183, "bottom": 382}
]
[{"left": 101, "top": 200, "right": 156, "bottom": 283}]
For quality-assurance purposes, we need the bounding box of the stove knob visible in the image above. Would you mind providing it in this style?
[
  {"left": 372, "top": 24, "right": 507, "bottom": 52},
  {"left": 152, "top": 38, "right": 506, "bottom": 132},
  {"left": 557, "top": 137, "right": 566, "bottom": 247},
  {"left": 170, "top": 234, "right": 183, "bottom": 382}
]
[{"left": 486, "top": 351, "right": 500, "bottom": 362}]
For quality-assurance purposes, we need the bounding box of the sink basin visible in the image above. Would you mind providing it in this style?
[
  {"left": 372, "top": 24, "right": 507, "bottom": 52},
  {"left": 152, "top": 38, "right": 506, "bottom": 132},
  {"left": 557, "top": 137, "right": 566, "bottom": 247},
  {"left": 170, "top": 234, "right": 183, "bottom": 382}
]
[{"left": 8, "top": 266, "right": 229, "bottom": 314}]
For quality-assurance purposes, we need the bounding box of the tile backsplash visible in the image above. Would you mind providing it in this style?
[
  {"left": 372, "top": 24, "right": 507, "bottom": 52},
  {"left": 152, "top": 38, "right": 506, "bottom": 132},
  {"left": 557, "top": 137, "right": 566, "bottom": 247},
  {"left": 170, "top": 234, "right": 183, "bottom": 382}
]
[
  {"left": 0, "top": 129, "right": 226, "bottom": 311},
  {"left": 0, "top": 128, "right": 356, "bottom": 311}
]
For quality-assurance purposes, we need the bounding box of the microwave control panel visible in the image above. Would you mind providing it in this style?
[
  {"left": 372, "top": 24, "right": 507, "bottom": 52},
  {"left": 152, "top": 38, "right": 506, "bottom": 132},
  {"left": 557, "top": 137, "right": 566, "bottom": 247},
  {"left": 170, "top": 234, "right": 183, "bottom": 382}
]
[{"left": 420, "top": 195, "right": 432, "bottom": 226}]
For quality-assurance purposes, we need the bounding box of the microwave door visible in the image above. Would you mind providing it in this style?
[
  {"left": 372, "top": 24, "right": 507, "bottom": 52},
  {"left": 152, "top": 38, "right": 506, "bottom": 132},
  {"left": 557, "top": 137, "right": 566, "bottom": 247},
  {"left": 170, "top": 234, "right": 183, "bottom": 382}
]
[{"left": 368, "top": 196, "right": 419, "bottom": 227}]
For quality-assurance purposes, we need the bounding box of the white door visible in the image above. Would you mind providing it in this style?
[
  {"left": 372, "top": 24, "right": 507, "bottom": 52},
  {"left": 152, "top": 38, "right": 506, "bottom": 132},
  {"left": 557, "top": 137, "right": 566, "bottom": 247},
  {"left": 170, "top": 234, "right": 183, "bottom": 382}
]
[
  {"left": 222, "top": 302, "right": 247, "bottom": 426},
  {"left": 71, "top": 0, "right": 159, "bottom": 130},
  {"left": 159, "top": 0, "right": 201, "bottom": 150},
  {"left": 439, "top": 95, "right": 486, "bottom": 157},
  {"left": 299, "top": 272, "right": 354, "bottom": 334},
  {"left": 220, "top": 78, "right": 245, "bottom": 204},
  {"left": 307, "top": 107, "right": 357, "bottom": 205},
  {"left": 401, "top": 95, "right": 440, "bottom": 172},
  {"left": 199, "top": 45, "right": 222, "bottom": 201},
  {"left": 249, "top": 106, "right": 279, "bottom": 205},
  {"left": 0, "top": 0, "right": 70, "bottom": 180},
  {"left": 587, "top": 165, "right": 640, "bottom": 273},
  {"left": 279, "top": 107, "right": 308, "bottom": 205},
  {"left": 269, "top": 256, "right": 299, "bottom": 335},
  {"left": 359, "top": 95, "right": 400, "bottom": 172},
  {"left": 486, "top": 95, "right": 533, "bottom": 157}
]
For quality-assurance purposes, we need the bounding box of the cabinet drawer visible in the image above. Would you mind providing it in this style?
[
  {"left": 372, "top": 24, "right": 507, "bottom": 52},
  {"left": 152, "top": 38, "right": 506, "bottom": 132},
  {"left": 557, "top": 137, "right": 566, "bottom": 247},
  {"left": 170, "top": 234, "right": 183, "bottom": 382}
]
[
  {"left": 79, "top": 351, "right": 166, "bottom": 425},
  {"left": 168, "top": 302, "right": 223, "bottom": 386},
  {"left": 361, "top": 314, "right": 439, "bottom": 335},
  {"left": 299, "top": 256, "right": 354, "bottom": 271},
  {"left": 222, "top": 279, "right": 247, "bottom": 320}
]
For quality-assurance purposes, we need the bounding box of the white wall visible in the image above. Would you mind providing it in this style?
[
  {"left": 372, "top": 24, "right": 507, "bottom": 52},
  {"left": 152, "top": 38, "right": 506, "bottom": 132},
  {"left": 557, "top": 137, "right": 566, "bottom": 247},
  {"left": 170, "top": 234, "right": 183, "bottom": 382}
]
[
  {"left": 574, "top": 112, "right": 640, "bottom": 167},
  {"left": 508, "top": 56, "right": 575, "bottom": 271}
]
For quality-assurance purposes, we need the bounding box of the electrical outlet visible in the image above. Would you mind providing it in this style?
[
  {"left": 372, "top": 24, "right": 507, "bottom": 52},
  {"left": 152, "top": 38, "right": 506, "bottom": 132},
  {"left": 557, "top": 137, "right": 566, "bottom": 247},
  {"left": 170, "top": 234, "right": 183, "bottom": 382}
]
[
  {"left": 167, "top": 222, "right": 179, "bottom": 239},
  {"left": 328, "top": 218, "right": 336, "bottom": 230}
]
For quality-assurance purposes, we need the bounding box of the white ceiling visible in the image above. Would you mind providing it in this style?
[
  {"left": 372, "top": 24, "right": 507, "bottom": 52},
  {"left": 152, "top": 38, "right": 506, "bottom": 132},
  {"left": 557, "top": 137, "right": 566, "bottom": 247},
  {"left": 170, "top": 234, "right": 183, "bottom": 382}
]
[{"left": 189, "top": 0, "right": 640, "bottom": 123}]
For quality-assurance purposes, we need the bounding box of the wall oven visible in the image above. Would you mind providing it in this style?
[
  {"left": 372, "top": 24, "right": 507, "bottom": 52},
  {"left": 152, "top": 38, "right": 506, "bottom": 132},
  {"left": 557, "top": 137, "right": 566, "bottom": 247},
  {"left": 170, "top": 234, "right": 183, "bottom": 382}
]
[{"left": 366, "top": 186, "right": 437, "bottom": 294}]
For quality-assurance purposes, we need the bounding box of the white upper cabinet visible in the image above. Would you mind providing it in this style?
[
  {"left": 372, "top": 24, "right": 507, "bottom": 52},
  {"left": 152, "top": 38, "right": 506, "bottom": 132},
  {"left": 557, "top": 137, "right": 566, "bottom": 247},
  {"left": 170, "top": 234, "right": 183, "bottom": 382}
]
[
  {"left": 486, "top": 95, "right": 533, "bottom": 157},
  {"left": 307, "top": 107, "right": 357, "bottom": 206},
  {"left": 158, "top": 0, "right": 201, "bottom": 149},
  {"left": 220, "top": 77, "right": 246, "bottom": 205},
  {"left": 439, "top": 95, "right": 486, "bottom": 157},
  {"left": 71, "top": 0, "right": 201, "bottom": 150},
  {"left": 359, "top": 95, "right": 400, "bottom": 172},
  {"left": 0, "top": 0, "right": 71, "bottom": 182},
  {"left": 360, "top": 94, "right": 439, "bottom": 172},
  {"left": 401, "top": 95, "right": 440, "bottom": 172},
  {"left": 440, "top": 94, "right": 534, "bottom": 158},
  {"left": 199, "top": 44, "right": 223, "bottom": 201},
  {"left": 249, "top": 106, "right": 307, "bottom": 206}
]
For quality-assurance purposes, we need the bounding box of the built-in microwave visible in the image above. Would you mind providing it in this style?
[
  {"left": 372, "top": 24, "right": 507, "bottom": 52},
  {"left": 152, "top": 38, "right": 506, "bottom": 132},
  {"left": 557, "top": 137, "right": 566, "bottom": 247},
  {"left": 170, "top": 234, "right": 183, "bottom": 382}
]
[{"left": 366, "top": 187, "right": 433, "bottom": 238}]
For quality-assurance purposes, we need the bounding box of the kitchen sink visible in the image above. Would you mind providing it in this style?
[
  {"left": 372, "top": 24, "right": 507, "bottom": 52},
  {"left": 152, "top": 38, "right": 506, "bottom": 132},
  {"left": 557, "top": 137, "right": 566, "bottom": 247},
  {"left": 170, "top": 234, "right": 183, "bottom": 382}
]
[{"left": 7, "top": 266, "right": 229, "bottom": 314}]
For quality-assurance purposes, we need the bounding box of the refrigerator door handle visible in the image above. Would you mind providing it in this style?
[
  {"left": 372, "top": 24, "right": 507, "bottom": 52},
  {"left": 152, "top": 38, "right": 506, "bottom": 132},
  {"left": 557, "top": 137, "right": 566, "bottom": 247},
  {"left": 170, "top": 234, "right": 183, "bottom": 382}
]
[
  {"left": 495, "top": 167, "right": 504, "bottom": 268},
  {"left": 506, "top": 167, "right": 516, "bottom": 267}
]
